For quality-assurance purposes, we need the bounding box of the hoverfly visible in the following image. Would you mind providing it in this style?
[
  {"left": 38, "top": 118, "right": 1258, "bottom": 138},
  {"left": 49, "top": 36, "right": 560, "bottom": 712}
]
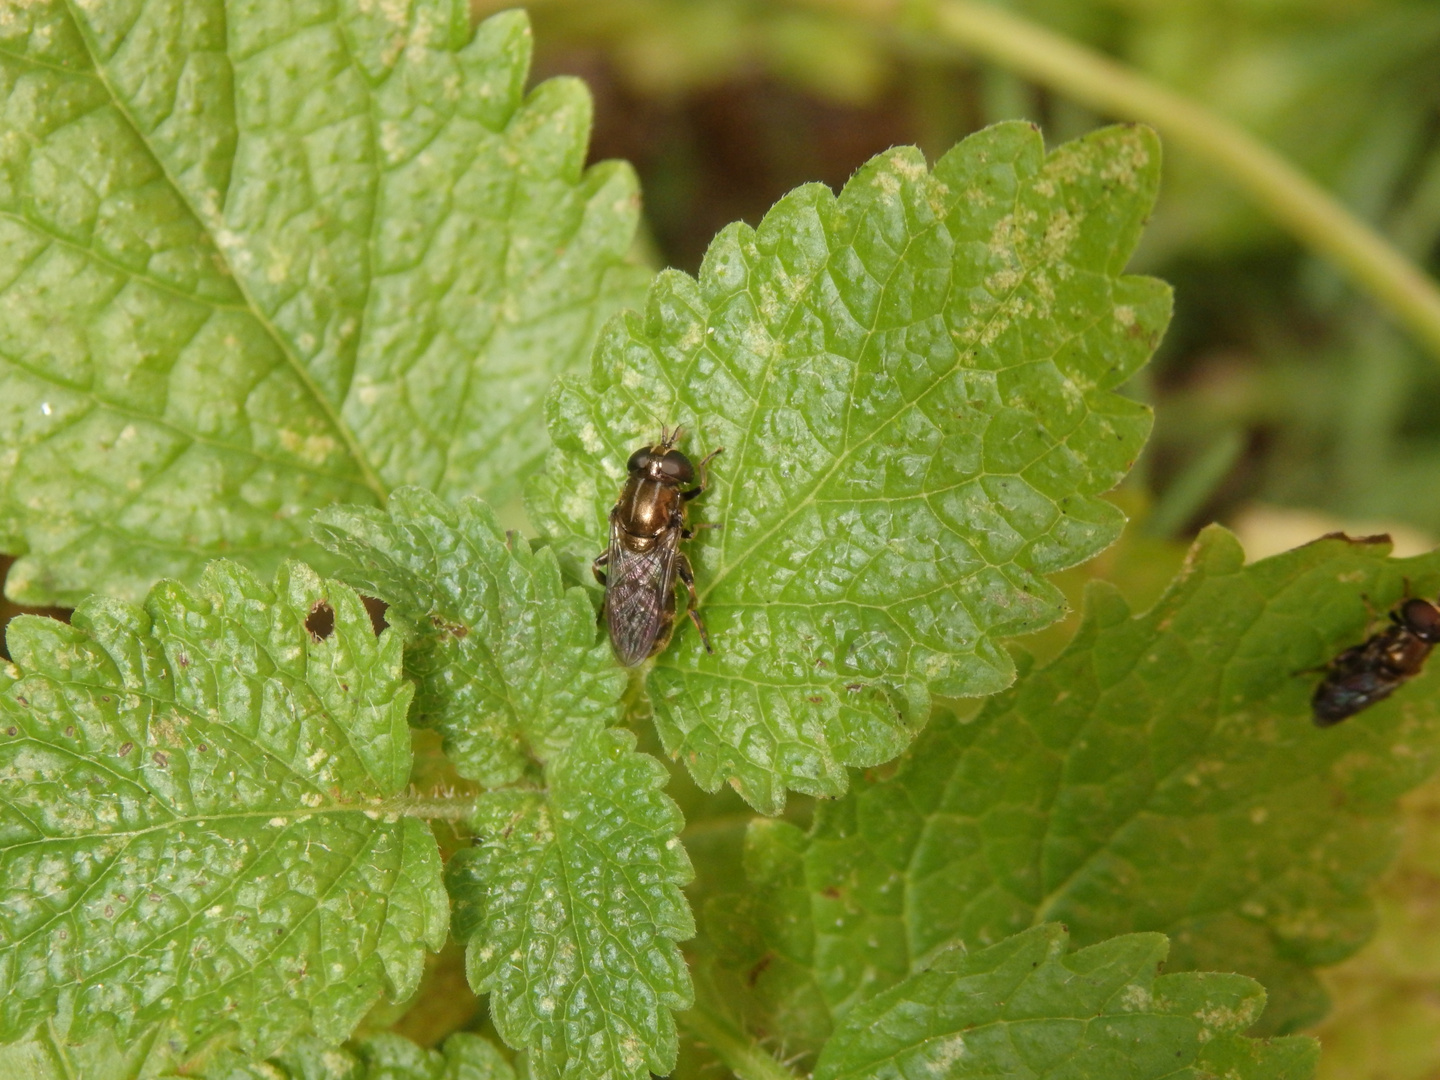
[
  {"left": 593, "top": 426, "right": 723, "bottom": 666},
  {"left": 1312, "top": 594, "right": 1440, "bottom": 726}
]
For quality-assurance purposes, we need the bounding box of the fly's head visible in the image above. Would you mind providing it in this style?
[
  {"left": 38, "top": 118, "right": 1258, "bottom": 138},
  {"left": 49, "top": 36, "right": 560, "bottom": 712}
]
[
  {"left": 1398, "top": 597, "right": 1440, "bottom": 644},
  {"left": 627, "top": 426, "right": 695, "bottom": 486}
]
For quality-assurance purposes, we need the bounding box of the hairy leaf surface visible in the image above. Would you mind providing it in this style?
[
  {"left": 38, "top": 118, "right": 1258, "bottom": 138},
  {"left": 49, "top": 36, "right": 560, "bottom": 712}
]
[
  {"left": 528, "top": 121, "right": 1170, "bottom": 812},
  {"left": 314, "top": 489, "right": 624, "bottom": 786},
  {"left": 0, "top": 1, "right": 645, "bottom": 606},
  {"left": 0, "top": 561, "right": 447, "bottom": 1053},
  {"left": 318, "top": 493, "right": 692, "bottom": 1080},
  {"left": 706, "top": 528, "right": 1440, "bottom": 1047},
  {"left": 815, "top": 924, "right": 1316, "bottom": 1080}
]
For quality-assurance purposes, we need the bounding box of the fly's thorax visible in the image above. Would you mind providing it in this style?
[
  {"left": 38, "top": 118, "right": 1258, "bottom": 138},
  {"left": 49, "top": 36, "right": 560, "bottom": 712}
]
[
  {"left": 1383, "top": 626, "right": 1435, "bottom": 674},
  {"left": 615, "top": 475, "right": 683, "bottom": 537}
]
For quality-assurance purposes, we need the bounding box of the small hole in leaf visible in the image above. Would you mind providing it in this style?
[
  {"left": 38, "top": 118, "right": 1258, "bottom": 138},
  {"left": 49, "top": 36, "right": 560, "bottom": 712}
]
[
  {"left": 0, "top": 554, "right": 72, "bottom": 661},
  {"left": 306, "top": 601, "right": 335, "bottom": 641},
  {"left": 362, "top": 595, "right": 388, "bottom": 636}
]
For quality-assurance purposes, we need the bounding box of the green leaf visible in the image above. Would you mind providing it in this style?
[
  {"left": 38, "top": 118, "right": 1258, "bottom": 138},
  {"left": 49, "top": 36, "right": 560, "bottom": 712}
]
[
  {"left": 191, "top": 1031, "right": 515, "bottom": 1080},
  {"left": 0, "top": 560, "right": 448, "bottom": 1053},
  {"left": 315, "top": 492, "right": 693, "bottom": 1080},
  {"left": 813, "top": 924, "right": 1317, "bottom": 1080},
  {"left": 0, "top": 1021, "right": 171, "bottom": 1080},
  {"left": 527, "top": 120, "right": 1170, "bottom": 813},
  {"left": 313, "top": 488, "right": 625, "bottom": 786},
  {"left": 448, "top": 727, "right": 694, "bottom": 1080},
  {"left": 0, "top": 1, "right": 646, "bottom": 606},
  {"left": 0, "top": 1024, "right": 511, "bottom": 1080},
  {"left": 705, "top": 528, "right": 1440, "bottom": 1047}
]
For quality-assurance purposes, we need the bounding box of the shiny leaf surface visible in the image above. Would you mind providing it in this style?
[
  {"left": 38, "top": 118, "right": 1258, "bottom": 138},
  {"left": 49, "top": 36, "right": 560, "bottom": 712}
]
[
  {"left": 705, "top": 529, "right": 1440, "bottom": 1049},
  {"left": 0, "top": 1, "right": 645, "bottom": 605},
  {"left": 317, "top": 493, "right": 692, "bottom": 1080},
  {"left": 528, "top": 121, "right": 1170, "bottom": 812},
  {"left": 448, "top": 728, "right": 694, "bottom": 1080},
  {"left": 192, "top": 1031, "right": 513, "bottom": 1080},
  {"left": 314, "top": 489, "right": 625, "bottom": 786},
  {"left": 0, "top": 562, "right": 447, "bottom": 1053},
  {"left": 815, "top": 924, "right": 1316, "bottom": 1080}
]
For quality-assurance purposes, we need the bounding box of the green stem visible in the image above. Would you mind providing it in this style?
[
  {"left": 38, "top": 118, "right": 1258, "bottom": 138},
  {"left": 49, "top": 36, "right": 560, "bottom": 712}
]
[
  {"left": 680, "top": 1004, "right": 802, "bottom": 1080},
  {"left": 802, "top": 0, "right": 1440, "bottom": 365}
]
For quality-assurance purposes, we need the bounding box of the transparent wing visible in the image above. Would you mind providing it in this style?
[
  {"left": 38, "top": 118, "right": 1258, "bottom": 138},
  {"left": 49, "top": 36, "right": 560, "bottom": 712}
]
[{"left": 605, "top": 520, "right": 679, "bottom": 666}]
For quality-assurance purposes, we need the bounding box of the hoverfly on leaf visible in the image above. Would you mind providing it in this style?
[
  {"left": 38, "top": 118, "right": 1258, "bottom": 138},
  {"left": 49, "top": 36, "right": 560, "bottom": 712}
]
[
  {"left": 593, "top": 426, "right": 723, "bottom": 666},
  {"left": 1312, "top": 594, "right": 1440, "bottom": 726}
]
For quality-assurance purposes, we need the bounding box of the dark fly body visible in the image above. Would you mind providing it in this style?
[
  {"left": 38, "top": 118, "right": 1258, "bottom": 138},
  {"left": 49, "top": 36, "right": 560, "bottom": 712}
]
[
  {"left": 593, "top": 427, "right": 723, "bottom": 667},
  {"left": 1312, "top": 595, "right": 1440, "bottom": 726}
]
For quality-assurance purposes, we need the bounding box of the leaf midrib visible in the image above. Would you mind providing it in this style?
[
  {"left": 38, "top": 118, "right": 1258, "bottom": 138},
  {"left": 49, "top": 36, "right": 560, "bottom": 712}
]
[
  {"left": 58, "top": 0, "right": 389, "bottom": 505},
  {"left": 0, "top": 342, "right": 377, "bottom": 494},
  {"left": 0, "top": 802, "right": 442, "bottom": 858},
  {"left": 691, "top": 164, "right": 1038, "bottom": 611}
]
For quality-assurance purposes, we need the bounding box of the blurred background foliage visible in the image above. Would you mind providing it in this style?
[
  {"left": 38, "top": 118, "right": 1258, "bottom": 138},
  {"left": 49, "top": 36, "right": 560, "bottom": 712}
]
[{"left": 469, "top": 1, "right": 1440, "bottom": 1075}]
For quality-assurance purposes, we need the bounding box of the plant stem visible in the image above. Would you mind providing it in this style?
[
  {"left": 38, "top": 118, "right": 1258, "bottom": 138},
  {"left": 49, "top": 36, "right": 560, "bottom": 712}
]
[
  {"left": 795, "top": 0, "right": 1440, "bottom": 366},
  {"left": 680, "top": 1004, "right": 802, "bottom": 1080}
]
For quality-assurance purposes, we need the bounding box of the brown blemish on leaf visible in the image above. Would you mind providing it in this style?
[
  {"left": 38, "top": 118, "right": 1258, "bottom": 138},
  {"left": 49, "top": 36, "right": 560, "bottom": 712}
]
[
  {"left": 745, "top": 953, "right": 774, "bottom": 987},
  {"left": 428, "top": 614, "right": 469, "bottom": 639}
]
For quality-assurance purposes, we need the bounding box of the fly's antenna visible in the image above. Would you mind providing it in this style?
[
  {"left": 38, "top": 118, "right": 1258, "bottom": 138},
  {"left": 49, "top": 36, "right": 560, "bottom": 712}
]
[{"left": 662, "top": 424, "right": 683, "bottom": 449}]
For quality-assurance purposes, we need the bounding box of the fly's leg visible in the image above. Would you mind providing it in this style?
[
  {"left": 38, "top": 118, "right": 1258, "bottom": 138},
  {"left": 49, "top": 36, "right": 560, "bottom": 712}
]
[
  {"left": 681, "top": 522, "right": 724, "bottom": 539},
  {"left": 676, "top": 553, "right": 714, "bottom": 654},
  {"left": 683, "top": 446, "right": 725, "bottom": 502}
]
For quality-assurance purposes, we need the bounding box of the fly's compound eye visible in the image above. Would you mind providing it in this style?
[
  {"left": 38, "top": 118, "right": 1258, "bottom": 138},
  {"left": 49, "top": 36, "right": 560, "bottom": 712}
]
[
  {"left": 658, "top": 450, "right": 694, "bottom": 482},
  {"left": 627, "top": 448, "right": 653, "bottom": 474},
  {"left": 1402, "top": 598, "right": 1440, "bottom": 643}
]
